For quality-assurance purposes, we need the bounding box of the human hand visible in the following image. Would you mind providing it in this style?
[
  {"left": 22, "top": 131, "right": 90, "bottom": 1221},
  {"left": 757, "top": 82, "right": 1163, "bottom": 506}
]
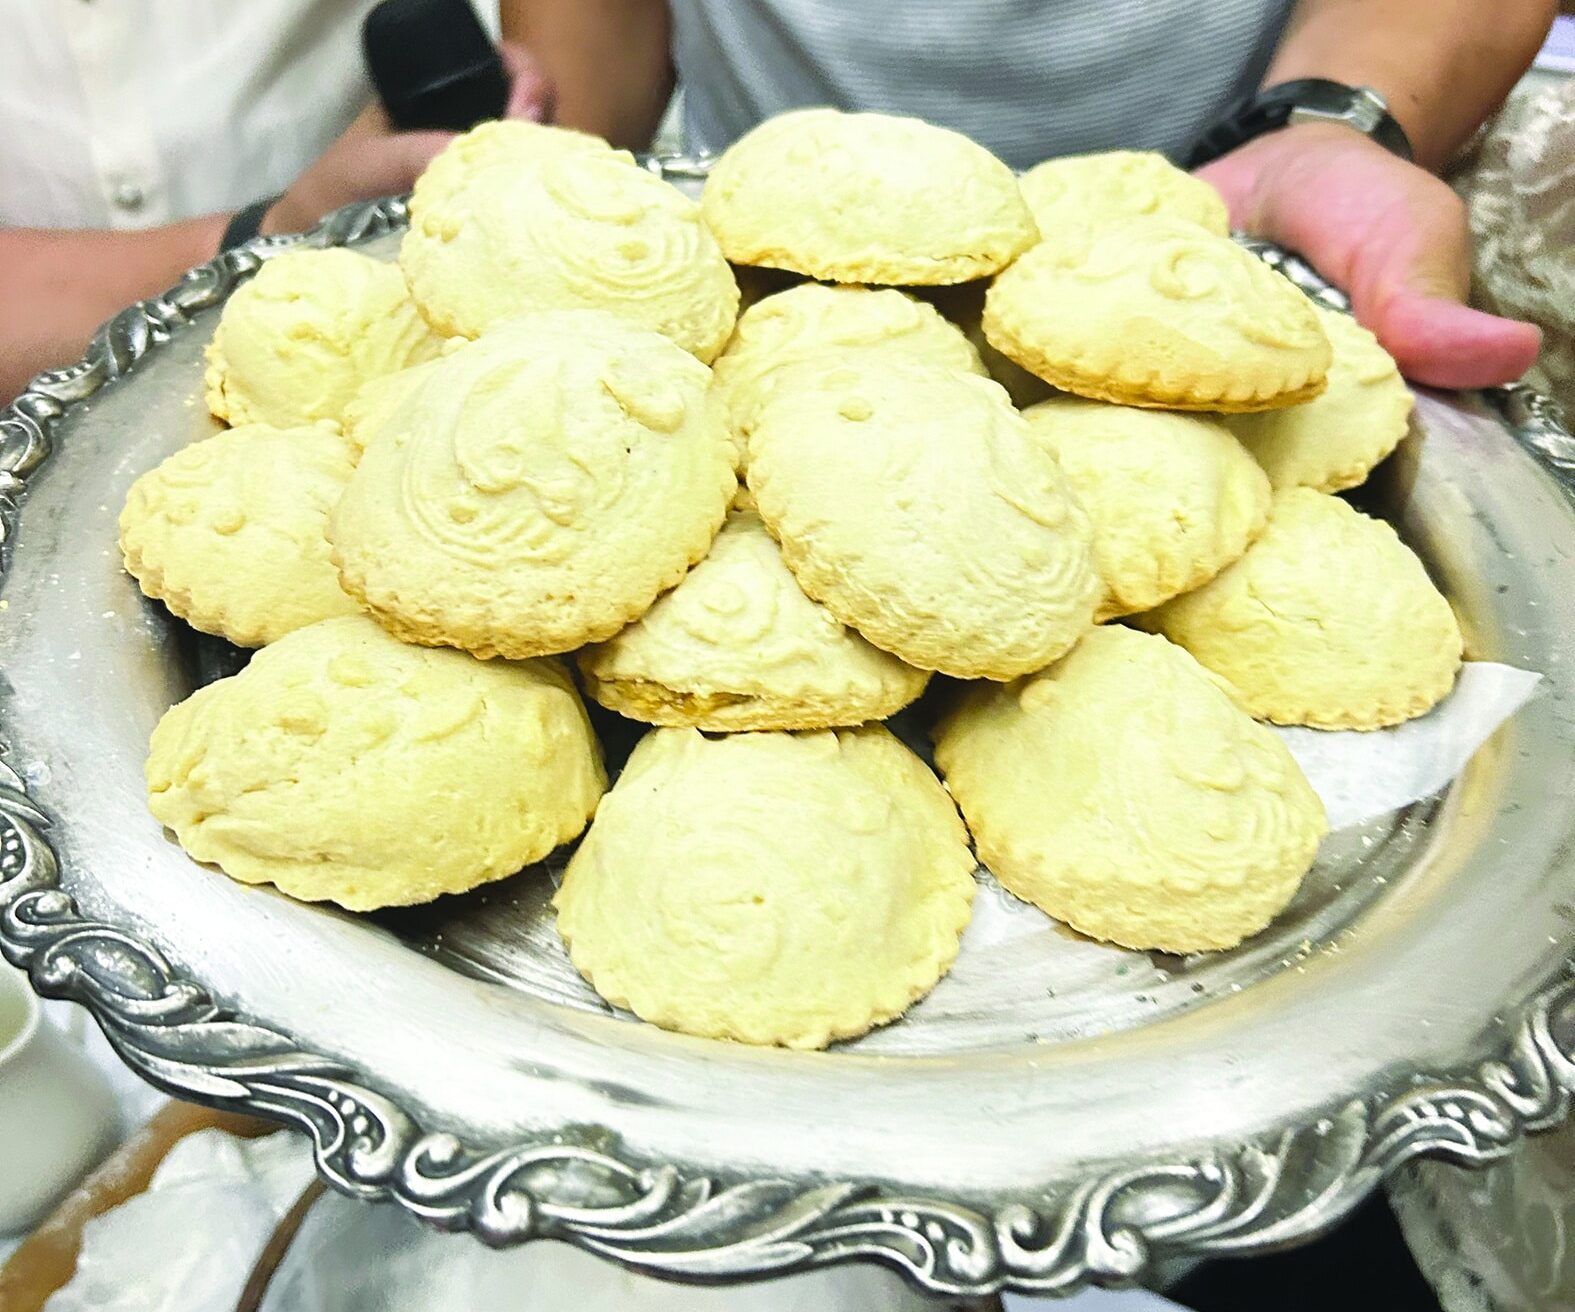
[
  {"left": 1197, "top": 122, "right": 1541, "bottom": 389},
  {"left": 261, "top": 40, "right": 553, "bottom": 236}
]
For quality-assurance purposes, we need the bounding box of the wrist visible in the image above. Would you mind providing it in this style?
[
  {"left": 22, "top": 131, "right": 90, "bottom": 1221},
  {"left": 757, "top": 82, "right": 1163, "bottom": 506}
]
[
  {"left": 1251, "top": 0, "right": 1545, "bottom": 172},
  {"left": 1187, "top": 78, "right": 1413, "bottom": 170}
]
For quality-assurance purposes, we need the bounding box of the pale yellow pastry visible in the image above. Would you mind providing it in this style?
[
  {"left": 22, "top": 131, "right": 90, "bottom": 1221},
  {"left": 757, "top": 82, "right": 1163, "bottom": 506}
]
[
  {"left": 204, "top": 249, "right": 443, "bottom": 428},
  {"left": 1226, "top": 308, "right": 1414, "bottom": 492},
  {"left": 1138, "top": 488, "right": 1463, "bottom": 728},
  {"left": 1022, "top": 397, "right": 1270, "bottom": 620},
  {"left": 1019, "top": 150, "right": 1230, "bottom": 238},
  {"left": 409, "top": 118, "right": 617, "bottom": 207},
  {"left": 711, "top": 282, "right": 985, "bottom": 453},
  {"left": 701, "top": 108, "right": 1038, "bottom": 285},
  {"left": 979, "top": 334, "right": 1056, "bottom": 408},
  {"left": 329, "top": 310, "right": 736, "bottom": 660},
  {"left": 119, "top": 423, "right": 362, "bottom": 646},
  {"left": 748, "top": 358, "right": 1099, "bottom": 679},
  {"left": 934, "top": 626, "right": 1327, "bottom": 953},
  {"left": 147, "top": 615, "right": 606, "bottom": 911},
  {"left": 554, "top": 726, "right": 975, "bottom": 1048},
  {"left": 983, "top": 216, "right": 1332, "bottom": 411},
  {"left": 340, "top": 360, "right": 441, "bottom": 459},
  {"left": 578, "top": 510, "right": 930, "bottom": 730},
  {"left": 402, "top": 145, "right": 738, "bottom": 359}
]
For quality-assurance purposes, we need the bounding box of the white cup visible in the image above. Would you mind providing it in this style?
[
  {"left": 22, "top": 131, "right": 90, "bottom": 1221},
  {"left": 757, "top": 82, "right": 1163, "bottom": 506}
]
[{"left": 0, "top": 962, "right": 121, "bottom": 1233}]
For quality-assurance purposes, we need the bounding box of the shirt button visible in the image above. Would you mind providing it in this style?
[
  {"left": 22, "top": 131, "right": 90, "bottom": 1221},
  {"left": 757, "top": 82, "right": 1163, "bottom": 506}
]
[{"left": 111, "top": 182, "right": 146, "bottom": 212}]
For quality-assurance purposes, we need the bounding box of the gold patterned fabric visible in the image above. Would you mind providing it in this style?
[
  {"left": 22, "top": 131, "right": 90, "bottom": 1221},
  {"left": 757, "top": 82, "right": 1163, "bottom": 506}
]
[{"left": 1451, "top": 71, "right": 1575, "bottom": 415}]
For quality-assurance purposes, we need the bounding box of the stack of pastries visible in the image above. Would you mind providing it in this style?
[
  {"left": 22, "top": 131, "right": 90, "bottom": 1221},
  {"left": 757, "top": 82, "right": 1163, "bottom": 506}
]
[{"left": 123, "top": 111, "right": 1460, "bottom": 1050}]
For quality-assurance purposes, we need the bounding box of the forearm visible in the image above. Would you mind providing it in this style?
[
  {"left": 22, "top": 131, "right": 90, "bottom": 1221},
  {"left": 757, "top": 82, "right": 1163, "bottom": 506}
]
[
  {"left": 1264, "top": 0, "right": 1556, "bottom": 170},
  {"left": 0, "top": 216, "right": 227, "bottom": 401},
  {"left": 500, "top": 0, "right": 674, "bottom": 149}
]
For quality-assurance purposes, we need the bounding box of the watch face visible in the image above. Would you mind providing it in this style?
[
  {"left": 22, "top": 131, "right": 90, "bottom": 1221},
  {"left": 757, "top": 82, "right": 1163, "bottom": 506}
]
[
  {"left": 1348, "top": 87, "right": 1390, "bottom": 132},
  {"left": 1287, "top": 102, "right": 1374, "bottom": 133}
]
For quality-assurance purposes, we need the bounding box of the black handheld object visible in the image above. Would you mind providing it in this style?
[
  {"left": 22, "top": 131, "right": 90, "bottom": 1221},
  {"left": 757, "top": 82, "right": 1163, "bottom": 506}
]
[{"left": 363, "top": 0, "right": 509, "bottom": 132}]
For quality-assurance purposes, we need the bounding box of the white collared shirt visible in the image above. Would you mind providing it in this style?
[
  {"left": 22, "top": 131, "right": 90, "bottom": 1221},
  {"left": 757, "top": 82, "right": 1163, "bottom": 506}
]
[{"left": 0, "top": 0, "right": 498, "bottom": 231}]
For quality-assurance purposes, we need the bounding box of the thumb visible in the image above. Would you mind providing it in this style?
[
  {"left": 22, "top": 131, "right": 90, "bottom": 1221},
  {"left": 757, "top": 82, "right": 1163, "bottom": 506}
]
[
  {"left": 1363, "top": 290, "right": 1542, "bottom": 390},
  {"left": 1354, "top": 236, "right": 1541, "bottom": 390},
  {"left": 1193, "top": 156, "right": 1258, "bottom": 229}
]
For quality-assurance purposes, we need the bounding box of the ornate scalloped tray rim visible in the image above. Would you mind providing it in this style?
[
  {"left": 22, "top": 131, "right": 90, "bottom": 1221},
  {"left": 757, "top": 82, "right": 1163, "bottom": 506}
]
[{"left": 2, "top": 186, "right": 1575, "bottom": 1296}]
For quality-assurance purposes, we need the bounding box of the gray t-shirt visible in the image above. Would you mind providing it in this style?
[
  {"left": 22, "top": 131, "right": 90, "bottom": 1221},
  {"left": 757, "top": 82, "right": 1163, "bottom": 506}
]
[{"left": 670, "top": 0, "right": 1296, "bottom": 169}]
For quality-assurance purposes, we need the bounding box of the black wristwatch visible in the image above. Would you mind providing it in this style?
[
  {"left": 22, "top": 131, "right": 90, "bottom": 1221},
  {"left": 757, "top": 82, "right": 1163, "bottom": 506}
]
[{"left": 1186, "top": 78, "right": 1413, "bottom": 169}]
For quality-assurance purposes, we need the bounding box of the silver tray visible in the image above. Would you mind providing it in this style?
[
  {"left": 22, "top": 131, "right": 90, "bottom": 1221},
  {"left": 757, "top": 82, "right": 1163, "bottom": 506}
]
[{"left": 3, "top": 175, "right": 1575, "bottom": 1298}]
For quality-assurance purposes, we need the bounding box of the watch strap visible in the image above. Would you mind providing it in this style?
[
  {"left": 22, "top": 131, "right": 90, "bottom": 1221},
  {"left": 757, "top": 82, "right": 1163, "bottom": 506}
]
[
  {"left": 220, "top": 197, "right": 280, "bottom": 252},
  {"left": 1186, "top": 78, "right": 1414, "bottom": 169}
]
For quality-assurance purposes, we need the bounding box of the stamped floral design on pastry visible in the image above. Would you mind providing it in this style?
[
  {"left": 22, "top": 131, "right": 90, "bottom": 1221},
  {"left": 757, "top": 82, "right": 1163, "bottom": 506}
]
[
  {"left": 146, "top": 615, "right": 606, "bottom": 911},
  {"left": 701, "top": 108, "right": 1038, "bottom": 285},
  {"left": 1227, "top": 307, "right": 1415, "bottom": 493},
  {"left": 204, "top": 249, "right": 444, "bottom": 429},
  {"left": 1019, "top": 150, "right": 1230, "bottom": 238},
  {"left": 747, "top": 357, "right": 1100, "bottom": 680},
  {"left": 329, "top": 310, "right": 736, "bottom": 660},
  {"left": 1022, "top": 396, "right": 1270, "bottom": 620},
  {"left": 1137, "top": 488, "right": 1463, "bottom": 728},
  {"left": 578, "top": 509, "right": 929, "bottom": 730},
  {"left": 934, "top": 625, "right": 1327, "bottom": 953},
  {"left": 119, "top": 422, "right": 362, "bottom": 646},
  {"left": 402, "top": 139, "right": 738, "bottom": 359},
  {"left": 554, "top": 726, "right": 975, "bottom": 1049},
  {"left": 711, "top": 282, "right": 985, "bottom": 456},
  {"left": 983, "top": 215, "right": 1332, "bottom": 411}
]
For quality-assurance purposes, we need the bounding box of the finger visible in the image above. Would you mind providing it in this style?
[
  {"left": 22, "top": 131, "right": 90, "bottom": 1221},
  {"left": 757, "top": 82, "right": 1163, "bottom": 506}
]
[
  {"left": 1364, "top": 291, "right": 1542, "bottom": 389},
  {"left": 1192, "top": 158, "right": 1256, "bottom": 229},
  {"left": 359, "top": 130, "right": 456, "bottom": 196},
  {"left": 342, "top": 100, "right": 396, "bottom": 141},
  {"left": 498, "top": 40, "right": 554, "bottom": 122}
]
